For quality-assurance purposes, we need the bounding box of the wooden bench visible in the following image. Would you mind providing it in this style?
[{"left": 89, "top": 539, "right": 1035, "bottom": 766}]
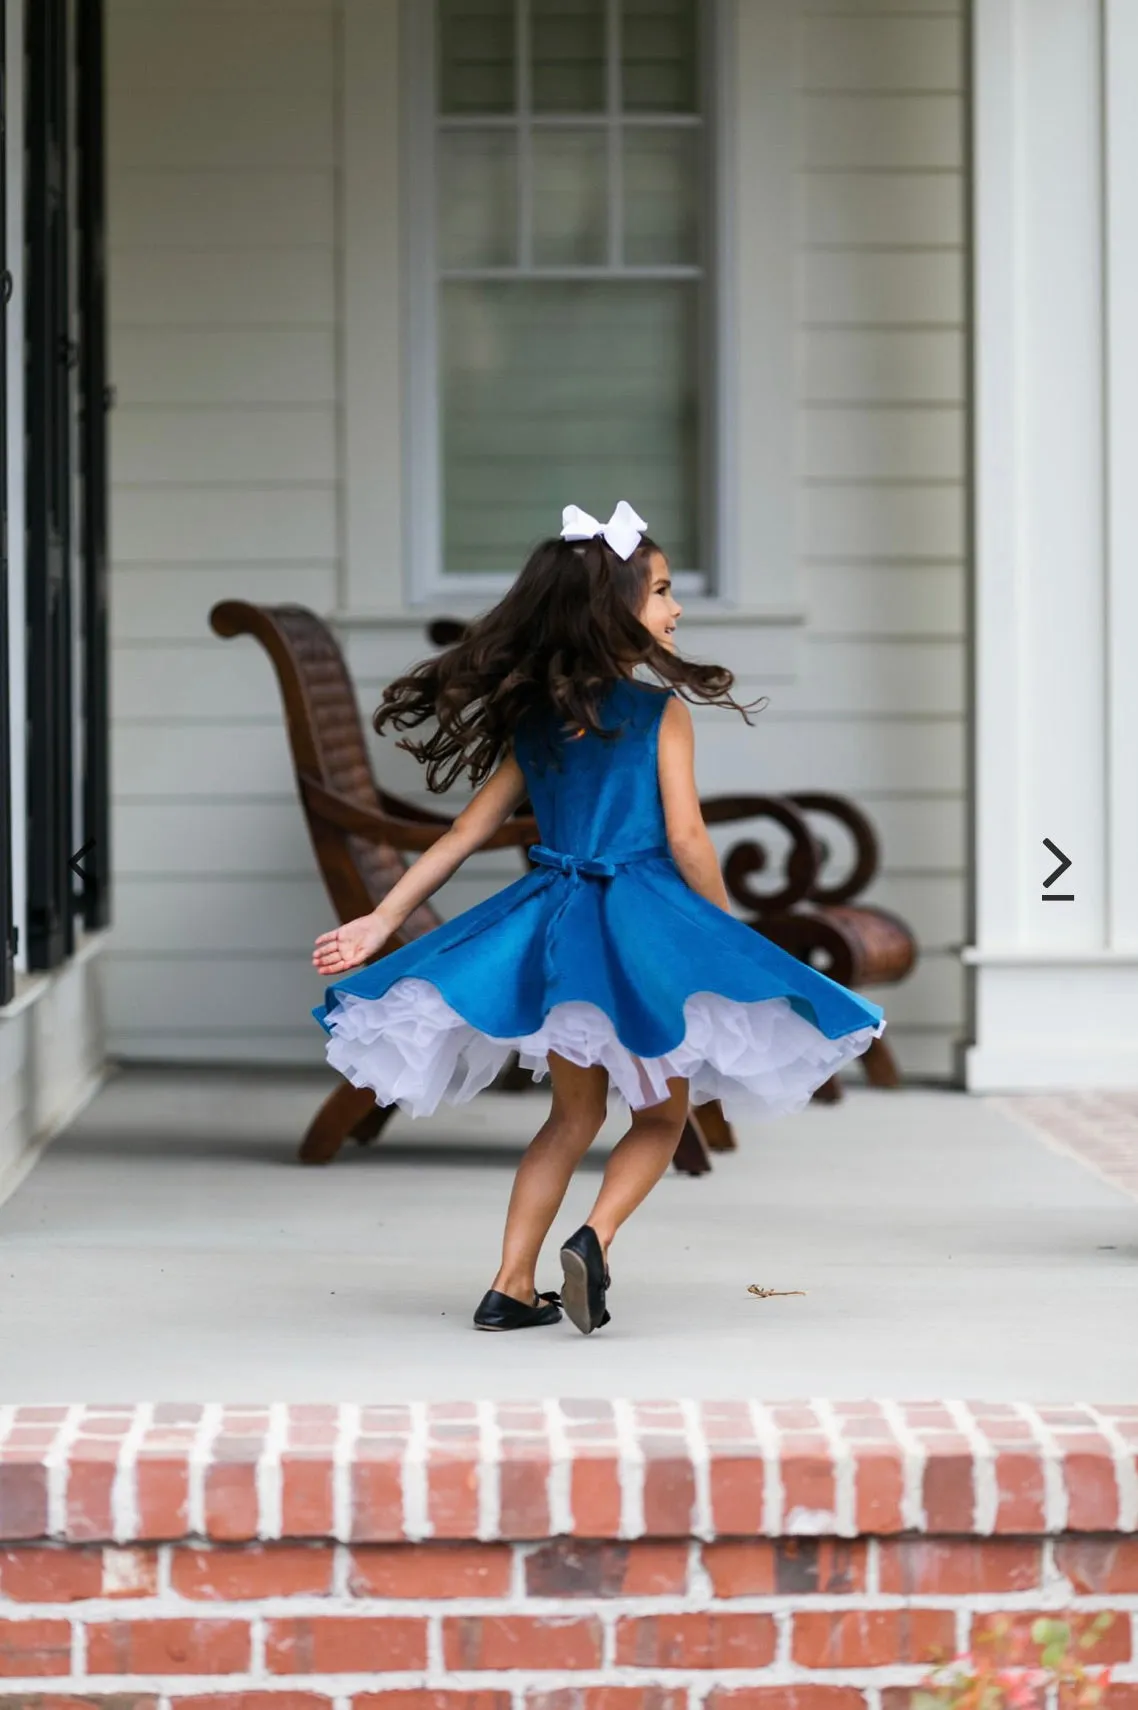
[
  {"left": 210, "top": 601, "right": 805, "bottom": 1173},
  {"left": 724, "top": 791, "right": 916, "bottom": 1101}
]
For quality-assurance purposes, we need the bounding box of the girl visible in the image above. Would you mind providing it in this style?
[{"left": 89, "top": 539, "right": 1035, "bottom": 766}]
[{"left": 312, "top": 501, "right": 886, "bottom": 1337}]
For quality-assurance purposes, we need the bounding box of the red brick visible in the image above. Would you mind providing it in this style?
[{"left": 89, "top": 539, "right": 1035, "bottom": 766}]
[
  {"left": 642, "top": 1440, "right": 696, "bottom": 1534},
  {"left": 500, "top": 1455, "right": 551, "bottom": 1538},
  {"left": 922, "top": 1442, "right": 975, "bottom": 1532},
  {"left": 615, "top": 1614, "right": 777, "bottom": 1670},
  {"left": 443, "top": 1615, "right": 602, "bottom": 1672},
  {"left": 525, "top": 1694, "right": 688, "bottom": 1710},
  {"left": 702, "top": 1540, "right": 866, "bottom": 1598},
  {"left": 879, "top": 1540, "right": 1042, "bottom": 1595},
  {"left": 707, "top": 1694, "right": 868, "bottom": 1710},
  {"left": 0, "top": 1620, "right": 72, "bottom": 1676},
  {"left": 780, "top": 1437, "right": 835, "bottom": 1523},
  {"left": 792, "top": 1611, "right": 956, "bottom": 1669},
  {"left": 427, "top": 1455, "right": 480, "bottom": 1540},
  {"left": 970, "top": 1613, "right": 1130, "bottom": 1666},
  {"left": 0, "top": 1547, "right": 158, "bottom": 1602},
  {"left": 264, "top": 1617, "right": 427, "bottom": 1674},
  {"left": 993, "top": 1451, "right": 1047, "bottom": 1533},
  {"left": 885, "top": 1687, "right": 1044, "bottom": 1710},
  {"left": 281, "top": 1456, "right": 334, "bottom": 1537},
  {"left": 853, "top": 1446, "right": 905, "bottom": 1533},
  {"left": 1056, "top": 1538, "right": 1138, "bottom": 1593},
  {"left": 175, "top": 1698, "right": 334, "bottom": 1710},
  {"left": 171, "top": 1545, "right": 336, "bottom": 1600},
  {"left": 63, "top": 1450, "right": 118, "bottom": 1544},
  {"left": 569, "top": 1455, "right": 622, "bottom": 1538},
  {"left": 1062, "top": 1443, "right": 1122, "bottom": 1530},
  {"left": 349, "top": 1544, "right": 511, "bottom": 1599},
  {"left": 524, "top": 1541, "right": 688, "bottom": 1599},
  {"left": 85, "top": 1618, "right": 250, "bottom": 1676},
  {"left": 709, "top": 1452, "right": 766, "bottom": 1536},
  {"left": 0, "top": 1698, "right": 159, "bottom": 1710},
  {"left": 1066, "top": 1690, "right": 1138, "bottom": 1710},
  {"left": 354, "top": 1697, "right": 510, "bottom": 1710},
  {"left": 134, "top": 1455, "right": 190, "bottom": 1539},
  {"left": 204, "top": 1457, "right": 259, "bottom": 1542},
  {"left": 0, "top": 1462, "right": 49, "bottom": 1539},
  {"left": 352, "top": 1454, "right": 404, "bottom": 1542}
]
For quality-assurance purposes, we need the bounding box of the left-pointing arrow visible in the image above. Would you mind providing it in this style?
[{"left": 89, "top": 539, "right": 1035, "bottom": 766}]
[{"left": 69, "top": 839, "right": 96, "bottom": 880}]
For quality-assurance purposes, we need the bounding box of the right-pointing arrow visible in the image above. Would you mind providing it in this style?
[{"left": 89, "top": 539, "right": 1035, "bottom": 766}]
[{"left": 1042, "top": 838, "right": 1072, "bottom": 888}]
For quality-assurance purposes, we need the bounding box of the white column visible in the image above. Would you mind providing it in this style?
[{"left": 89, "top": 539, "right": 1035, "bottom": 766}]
[
  {"left": 963, "top": 0, "right": 1138, "bottom": 1088},
  {"left": 1103, "top": 0, "right": 1138, "bottom": 960}
]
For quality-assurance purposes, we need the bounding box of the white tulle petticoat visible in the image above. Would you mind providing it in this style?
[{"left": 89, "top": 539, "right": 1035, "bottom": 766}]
[{"left": 323, "top": 977, "right": 887, "bottom": 1123}]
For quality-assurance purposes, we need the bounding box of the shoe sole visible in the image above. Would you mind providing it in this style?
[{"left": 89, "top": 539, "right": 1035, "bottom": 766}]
[{"left": 559, "top": 1246, "right": 597, "bottom": 1335}]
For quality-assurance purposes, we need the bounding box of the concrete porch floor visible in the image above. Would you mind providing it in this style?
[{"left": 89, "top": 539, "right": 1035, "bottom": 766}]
[{"left": 1, "top": 1067, "right": 1136, "bottom": 1402}]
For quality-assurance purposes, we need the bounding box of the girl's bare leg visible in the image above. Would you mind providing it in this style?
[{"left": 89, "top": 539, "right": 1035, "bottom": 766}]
[
  {"left": 584, "top": 1075, "right": 689, "bottom": 1256},
  {"left": 490, "top": 1052, "right": 609, "bottom": 1304}
]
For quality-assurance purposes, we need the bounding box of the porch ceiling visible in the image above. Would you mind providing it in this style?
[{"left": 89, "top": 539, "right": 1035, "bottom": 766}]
[{"left": 0, "top": 1074, "right": 1135, "bottom": 1402}]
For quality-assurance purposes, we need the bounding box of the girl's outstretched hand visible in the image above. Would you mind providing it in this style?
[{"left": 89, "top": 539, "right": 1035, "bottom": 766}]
[{"left": 312, "top": 913, "right": 394, "bottom": 975}]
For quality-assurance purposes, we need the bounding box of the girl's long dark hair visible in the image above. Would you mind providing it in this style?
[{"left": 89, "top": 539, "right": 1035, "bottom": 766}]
[{"left": 373, "top": 534, "right": 769, "bottom": 792}]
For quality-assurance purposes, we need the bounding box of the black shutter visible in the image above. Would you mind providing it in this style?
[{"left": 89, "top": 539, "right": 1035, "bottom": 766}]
[
  {"left": 25, "top": 0, "right": 74, "bottom": 970},
  {"left": 0, "top": 0, "right": 13, "bottom": 1005},
  {"left": 77, "top": 0, "right": 109, "bottom": 930}
]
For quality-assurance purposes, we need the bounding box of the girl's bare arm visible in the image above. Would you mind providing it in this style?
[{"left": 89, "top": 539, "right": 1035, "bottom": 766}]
[
  {"left": 314, "top": 751, "right": 532, "bottom": 974},
  {"left": 657, "top": 695, "right": 732, "bottom": 912},
  {"left": 370, "top": 753, "right": 531, "bottom": 937}
]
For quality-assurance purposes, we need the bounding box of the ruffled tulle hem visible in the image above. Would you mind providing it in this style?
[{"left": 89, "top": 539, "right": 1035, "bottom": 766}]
[{"left": 322, "top": 976, "right": 887, "bottom": 1123}]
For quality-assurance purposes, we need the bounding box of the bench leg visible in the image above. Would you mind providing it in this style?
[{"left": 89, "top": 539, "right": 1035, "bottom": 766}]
[
  {"left": 673, "top": 1113, "right": 713, "bottom": 1175},
  {"left": 351, "top": 1102, "right": 390, "bottom": 1145},
  {"left": 300, "top": 1081, "right": 395, "bottom": 1165},
  {"left": 860, "top": 1036, "right": 901, "bottom": 1088},
  {"left": 693, "top": 1098, "right": 736, "bottom": 1152}
]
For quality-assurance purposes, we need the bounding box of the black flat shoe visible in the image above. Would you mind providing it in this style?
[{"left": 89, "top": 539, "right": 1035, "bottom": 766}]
[
  {"left": 473, "top": 1288, "right": 562, "bottom": 1331},
  {"left": 559, "top": 1225, "right": 611, "bottom": 1335}
]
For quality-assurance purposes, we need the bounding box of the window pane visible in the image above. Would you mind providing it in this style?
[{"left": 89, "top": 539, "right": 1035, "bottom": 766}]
[
  {"left": 621, "top": 0, "right": 698, "bottom": 113},
  {"left": 532, "top": 0, "right": 606, "bottom": 112},
  {"left": 532, "top": 129, "right": 607, "bottom": 265},
  {"left": 441, "top": 281, "right": 700, "bottom": 572},
  {"left": 438, "top": 0, "right": 516, "bottom": 114},
  {"left": 623, "top": 128, "right": 700, "bottom": 265},
  {"left": 438, "top": 131, "right": 517, "bottom": 268}
]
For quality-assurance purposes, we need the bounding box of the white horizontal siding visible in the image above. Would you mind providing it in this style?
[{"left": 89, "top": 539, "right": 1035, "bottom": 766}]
[
  {"left": 109, "top": 250, "right": 336, "bottom": 326},
  {"left": 794, "top": 0, "right": 968, "bottom": 1075},
  {"left": 803, "top": 328, "right": 965, "bottom": 402},
  {"left": 106, "top": 0, "right": 342, "bottom": 1062},
  {"left": 111, "top": 566, "right": 337, "bottom": 642},
  {"left": 113, "top": 328, "right": 337, "bottom": 405}
]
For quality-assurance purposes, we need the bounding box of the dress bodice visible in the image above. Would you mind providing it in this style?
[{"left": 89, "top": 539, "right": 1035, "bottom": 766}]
[{"left": 513, "top": 678, "right": 673, "bottom": 862}]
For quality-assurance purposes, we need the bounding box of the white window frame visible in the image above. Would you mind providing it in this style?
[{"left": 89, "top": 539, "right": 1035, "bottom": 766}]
[
  {"left": 338, "top": 0, "right": 801, "bottom": 630},
  {"left": 402, "top": 0, "right": 723, "bottom": 602}
]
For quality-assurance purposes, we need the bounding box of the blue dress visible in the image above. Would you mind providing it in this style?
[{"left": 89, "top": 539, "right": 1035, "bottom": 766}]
[{"left": 312, "top": 677, "right": 886, "bottom": 1120}]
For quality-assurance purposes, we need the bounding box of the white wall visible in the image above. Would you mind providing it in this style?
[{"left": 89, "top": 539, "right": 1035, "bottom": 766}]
[
  {"left": 104, "top": 0, "right": 967, "bottom": 1081},
  {"left": 794, "top": 0, "right": 967, "bottom": 1078},
  {"left": 105, "top": 0, "right": 341, "bottom": 1061}
]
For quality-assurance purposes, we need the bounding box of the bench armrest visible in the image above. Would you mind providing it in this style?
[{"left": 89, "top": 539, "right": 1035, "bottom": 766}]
[{"left": 300, "top": 774, "right": 539, "bottom": 853}]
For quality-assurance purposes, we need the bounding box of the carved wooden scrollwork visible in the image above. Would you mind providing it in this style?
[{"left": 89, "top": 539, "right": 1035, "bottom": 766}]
[
  {"left": 784, "top": 791, "right": 880, "bottom": 905},
  {"left": 700, "top": 795, "right": 822, "bottom": 917}
]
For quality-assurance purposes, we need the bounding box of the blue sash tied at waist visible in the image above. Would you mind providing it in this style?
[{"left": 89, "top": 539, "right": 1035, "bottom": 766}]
[
  {"left": 526, "top": 843, "right": 671, "bottom": 991},
  {"left": 527, "top": 843, "right": 669, "bottom": 881}
]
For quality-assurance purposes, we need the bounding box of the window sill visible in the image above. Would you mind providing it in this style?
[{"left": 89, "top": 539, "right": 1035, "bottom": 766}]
[{"left": 328, "top": 602, "right": 809, "bottom": 630}]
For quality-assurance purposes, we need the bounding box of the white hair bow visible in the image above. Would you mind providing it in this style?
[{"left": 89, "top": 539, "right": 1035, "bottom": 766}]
[{"left": 561, "top": 500, "right": 647, "bottom": 562}]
